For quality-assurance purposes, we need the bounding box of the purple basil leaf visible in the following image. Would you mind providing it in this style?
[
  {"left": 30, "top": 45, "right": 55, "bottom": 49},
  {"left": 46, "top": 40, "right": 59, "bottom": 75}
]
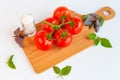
[
  {"left": 84, "top": 15, "right": 92, "bottom": 26},
  {"left": 90, "top": 13, "right": 98, "bottom": 22},
  {"left": 94, "top": 20, "right": 100, "bottom": 32},
  {"left": 83, "top": 13, "right": 101, "bottom": 32},
  {"left": 94, "top": 25, "right": 100, "bottom": 32},
  {"left": 14, "top": 27, "right": 20, "bottom": 35},
  {"left": 89, "top": 13, "right": 96, "bottom": 17},
  {"left": 96, "top": 20, "right": 100, "bottom": 26},
  {"left": 14, "top": 37, "right": 23, "bottom": 48}
]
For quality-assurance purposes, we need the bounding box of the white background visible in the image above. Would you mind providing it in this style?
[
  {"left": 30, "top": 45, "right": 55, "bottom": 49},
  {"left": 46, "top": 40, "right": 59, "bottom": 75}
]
[{"left": 0, "top": 0, "right": 120, "bottom": 80}]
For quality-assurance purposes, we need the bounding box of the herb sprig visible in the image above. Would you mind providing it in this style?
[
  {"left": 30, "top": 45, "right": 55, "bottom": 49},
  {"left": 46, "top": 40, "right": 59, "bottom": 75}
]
[
  {"left": 53, "top": 65, "right": 71, "bottom": 79},
  {"left": 88, "top": 33, "right": 112, "bottom": 48},
  {"left": 82, "top": 13, "right": 104, "bottom": 32},
  {"left": 13, "top": 27, "right": 27, "bottom": 48}
]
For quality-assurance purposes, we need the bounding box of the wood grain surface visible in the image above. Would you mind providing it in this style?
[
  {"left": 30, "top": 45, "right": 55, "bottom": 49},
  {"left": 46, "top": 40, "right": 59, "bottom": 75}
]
[{"left": 22, "top": 6, "right": 115, "bottom": 73}]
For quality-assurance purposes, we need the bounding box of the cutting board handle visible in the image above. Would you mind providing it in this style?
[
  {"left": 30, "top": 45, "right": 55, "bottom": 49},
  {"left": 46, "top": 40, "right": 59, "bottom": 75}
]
[{"left": 95, "top": 6, "right": 115, "bottom": 20}]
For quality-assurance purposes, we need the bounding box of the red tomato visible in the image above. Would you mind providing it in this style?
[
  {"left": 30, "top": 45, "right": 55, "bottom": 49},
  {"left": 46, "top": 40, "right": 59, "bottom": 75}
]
[
  {"left": 34, "top": 31, "right": 53, "bottom": 50},
  {"left": 63, "top": 16, "right": 83, "bottom": 34},
  {"left": 42, "top": 17, "right": 58, "bottom": 33},
  {"left": 53, "top": 6, "right": 72, "bottom": 19},
  {"left": 53, "top": 29, "right": 72, "bottom": 47}
]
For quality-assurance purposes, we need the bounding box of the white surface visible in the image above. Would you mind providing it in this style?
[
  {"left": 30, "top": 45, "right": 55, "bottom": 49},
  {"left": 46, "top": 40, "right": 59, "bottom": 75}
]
[{"left": 0, "top": 0, "right": 120, "bottom": 80}]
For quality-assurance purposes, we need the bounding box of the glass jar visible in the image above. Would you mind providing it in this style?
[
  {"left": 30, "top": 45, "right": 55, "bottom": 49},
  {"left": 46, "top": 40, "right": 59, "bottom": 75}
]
[{"left": 20, "top": 14, "right": 36, "bottom": 37}]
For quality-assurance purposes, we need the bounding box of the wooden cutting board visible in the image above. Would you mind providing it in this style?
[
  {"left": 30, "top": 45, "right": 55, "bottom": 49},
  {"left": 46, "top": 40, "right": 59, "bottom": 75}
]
[{"left": 22, "top": 6, "right": 115, "bottom": 73}]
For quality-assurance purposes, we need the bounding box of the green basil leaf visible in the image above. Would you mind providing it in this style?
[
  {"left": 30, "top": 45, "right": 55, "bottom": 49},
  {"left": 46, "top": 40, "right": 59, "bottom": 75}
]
[
  {"left": 88, "top": 33, "right": 96, "bottom": 40},
  {"left": 101, "top": 38, "right": 112, "bottom": 48},
  {"left": 98, "top": 16, "right": 104, "bottom": 27},
  {"left": 94, "top": 38, "right": 100, "bottom": 46},
  {"left": 53, "top": 66, "right": 61, "bottom": 74},
  {"left": 61, "top": 66, "right": 71, "bottom": 76},
  {"left": 7, "top": 55, "right": 16, "bottom": 69},
  {"left": 82, "top": 14, "right": 89, "bottom": 21}
]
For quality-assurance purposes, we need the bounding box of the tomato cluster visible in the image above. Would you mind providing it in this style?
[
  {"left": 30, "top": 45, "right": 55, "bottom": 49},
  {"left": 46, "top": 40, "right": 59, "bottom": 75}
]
[{"left": 34, "top": 6, "right": 83, "bottom": 50}]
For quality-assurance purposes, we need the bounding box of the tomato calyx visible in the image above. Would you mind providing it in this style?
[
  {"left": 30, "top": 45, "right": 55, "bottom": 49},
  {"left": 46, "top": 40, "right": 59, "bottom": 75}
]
[
  {"left": 57, "top": 29, "right": 68, "bottom": 39},
  {"left": 46, "top": 33, "right": 53, "bottom": 40},
  {"left": 64, "top": 20, "right": 75, "bottom": 28},
  {"left": 34, "top": 31, "right": 54, "bottom": 50},
  {"left": 60, "top": 15, "right": 68, "bottom": 19},
  {"left": 61, "top": 31, "right": 67, "bottom": 38},
  {"left": 53, "top": 29, "right": 72, "bottom": 47}
]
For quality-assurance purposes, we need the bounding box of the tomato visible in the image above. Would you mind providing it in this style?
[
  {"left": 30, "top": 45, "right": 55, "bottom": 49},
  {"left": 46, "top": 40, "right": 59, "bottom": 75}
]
[
  {"left": 63, "top": 16, "right": 83, "bottom": 34},
  {"left": 42, "top": 17, "right": 58, "bottom": 33},
  {"left": 34, "top": 31, "right": 53, "bottom": 50},
  {"left": 53, "top": 29, "right": 72, "bottom": 47},
  {"left": 53, "top": 6, "right": 72, "bottom": 19}
]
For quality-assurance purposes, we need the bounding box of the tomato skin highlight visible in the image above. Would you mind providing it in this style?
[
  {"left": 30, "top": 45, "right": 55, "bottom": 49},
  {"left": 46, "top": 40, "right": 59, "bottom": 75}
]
[
  {"left": 34, "top": 31, "right": 54, "bottom": 50},
  {"left": 53, "top": 6, "right": 72, "bottom": 19},
  {"left": 53, "top": 29, "right": 72, "bottom": 47},
  {"left": 56, "top": 36, "right": 72, "bottom": 47},
  {"left": 53, "top": 30, "right": 61, "bottom": 40},
  {"left": 42, "top": 17, "right": 58, "bottom": 33},
  {"left": 63, "top": 17, "right": 83, "bottom": 34}
]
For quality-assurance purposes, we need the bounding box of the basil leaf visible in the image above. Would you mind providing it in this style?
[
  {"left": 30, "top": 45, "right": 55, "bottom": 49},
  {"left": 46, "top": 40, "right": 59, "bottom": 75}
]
[
  {"left": 101, "top": 38, "right": 112, "bottom": 48},
  {"left": 53, "top": 66, "right": 61, "bottom": 74},
  {"left": 82, "top": 14, "right": 89, "bottom": 21},
  {"left": 98, "top": 16, "right": 104, "bottom": 27},
  {"left": 61, "top": 66, "right": 71, "bottom": 76},
  {"left": 94, "top": 38, "right": 100, "bottom": 46},
  {"left": 7, "top": 55, "right": 16, "bottom": 69},
  {"left": 88, "top": 33, "right": 96, "bottom": 40}
]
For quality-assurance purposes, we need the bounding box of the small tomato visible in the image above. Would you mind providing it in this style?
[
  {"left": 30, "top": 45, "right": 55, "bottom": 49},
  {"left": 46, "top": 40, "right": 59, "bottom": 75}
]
[{"left": 34, "top": 31, "right": 54, "bottom": 50}]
